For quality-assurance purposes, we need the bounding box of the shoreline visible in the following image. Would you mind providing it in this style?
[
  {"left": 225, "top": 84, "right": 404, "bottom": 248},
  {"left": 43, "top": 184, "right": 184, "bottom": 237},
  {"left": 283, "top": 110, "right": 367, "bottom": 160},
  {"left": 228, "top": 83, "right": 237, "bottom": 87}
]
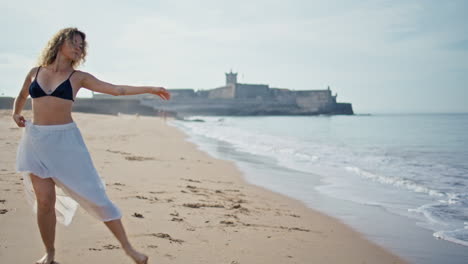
[
  {"left": 172, "top": 115, "right": 468, "bottom": 264},
  {"left": 0, "top": 111, "right": 407, "bottom": 263}
]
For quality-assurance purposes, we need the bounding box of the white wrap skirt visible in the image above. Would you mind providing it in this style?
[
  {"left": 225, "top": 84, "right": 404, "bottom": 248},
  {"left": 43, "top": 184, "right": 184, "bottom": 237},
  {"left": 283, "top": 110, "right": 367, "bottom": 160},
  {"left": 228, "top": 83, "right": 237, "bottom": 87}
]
[{"left": 16, "top": 121, "right": 121, "bottom": 225}]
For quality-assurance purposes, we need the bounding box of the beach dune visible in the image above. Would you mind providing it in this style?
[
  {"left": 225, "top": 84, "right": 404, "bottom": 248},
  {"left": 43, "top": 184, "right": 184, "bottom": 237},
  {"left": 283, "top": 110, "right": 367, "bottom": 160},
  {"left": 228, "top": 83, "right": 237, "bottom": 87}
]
[{"left": 0, "top": 110, "right": 407, "bottom": 263}]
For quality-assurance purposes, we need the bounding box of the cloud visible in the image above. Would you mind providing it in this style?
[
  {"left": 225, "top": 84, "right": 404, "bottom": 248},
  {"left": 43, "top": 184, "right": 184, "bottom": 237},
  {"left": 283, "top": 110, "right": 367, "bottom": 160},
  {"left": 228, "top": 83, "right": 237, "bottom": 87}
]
[
  {"left": 444, "top": 39, "right": 468, "bottom": 51},
  {"left": 0, "top": 52, "right": 36, "bottom": 95}
]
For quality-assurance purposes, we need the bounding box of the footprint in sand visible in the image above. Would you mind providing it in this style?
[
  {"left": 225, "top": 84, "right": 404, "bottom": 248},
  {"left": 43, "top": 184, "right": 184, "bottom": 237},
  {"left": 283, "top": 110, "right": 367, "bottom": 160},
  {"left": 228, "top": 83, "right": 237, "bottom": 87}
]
[
  {"left": 220, "top": 220, "right": 235, "bottom": 225},
  {"left": 125, "top": 156, "right": 155, "bottom": 161},
  {"left": 231, "top": 204, "right": 242, "bottom": 209},
  {"left": 181, "top": 178, "right": 201, "bottom": 183},
  {"left": 224, "top": 189, "right": 240, "bottom": 192},
  {"left": 103, "top": 244, "right": 120, "bottom": 250},
  {"left": 148, "top": 233, "right": 184, "bottom": 244},
  {"left": 164, "top": 254, "right": 176, "bottom": 260},
  {"left": 150, "top": 191, "right": 165, "bottom": 194},
  {"left": 170, "top": 211, "right": 179, "bottom": 217},
  {"left": 106, "top": 149, "right": 156, "bottom": 161},
  {"left": 133, "top": 195, "right": 158, "bottom": 202},
  {"left": 186, "top": 185, "right": 199, "bottom": 193},
  {"left": 106, "top": 149, "right": 131, "bottom": 155},
  {"left": 287, "top": 227, "right": 311, "bottom": 232},
  {"left": 227, "top": 198, "right": 247, "bottom": 204},
  {"left": 183, "top": 203, "right": 224, "bottom": 209},
  {"left": 132, "top": 212, "right": 144, "bottom": 218},
  {"left": 89, "top": 244, "right": 120, "bottom": 251},
  {"left": 224, "top": 214, "right": 239, "bottom": 219}
]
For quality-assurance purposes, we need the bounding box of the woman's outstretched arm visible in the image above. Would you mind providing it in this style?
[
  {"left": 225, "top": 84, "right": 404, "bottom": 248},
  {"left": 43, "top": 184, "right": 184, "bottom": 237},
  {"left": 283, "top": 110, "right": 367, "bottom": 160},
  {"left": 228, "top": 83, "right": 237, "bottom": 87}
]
[{"left": 81, "top": 72, "right": 170, "bottom": 100}]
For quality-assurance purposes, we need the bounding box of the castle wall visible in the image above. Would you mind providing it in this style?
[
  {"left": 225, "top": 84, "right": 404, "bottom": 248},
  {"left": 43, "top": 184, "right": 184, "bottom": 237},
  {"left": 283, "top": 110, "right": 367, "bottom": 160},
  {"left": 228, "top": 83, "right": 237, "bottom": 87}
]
[
  {"left": 271, "top": 88, "right": 297, "bottom": 104},
  {"left": 235, "top": 83, "right": 270, "bottom": 99},
  {"left": 169, "top": 89, "right": 196, "bottom": 98},
  {"left": 72, "top": 99, "right": 159, "bottom": 116},
  {"left": 208, "top": 84, "right": 235, "bottom": 99},
  {"left": 294, "top": 90, "right": 335, "bottom": 111},
  {"left": 92, "top": 93, "right": 147, "bottom": 100},
  {"left": 333, "top": 103, "right": 354, "bottom": 114}
]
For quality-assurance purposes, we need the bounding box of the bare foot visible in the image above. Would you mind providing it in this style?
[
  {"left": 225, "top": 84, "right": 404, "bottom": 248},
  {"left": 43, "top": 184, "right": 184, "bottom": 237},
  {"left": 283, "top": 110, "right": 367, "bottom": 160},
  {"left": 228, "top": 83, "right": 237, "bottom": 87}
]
[
  {"left": 125, "top": 247, "right": 148, "bottom": 264},
  {"left": 35, "top": 250, "right": 55, "bottom": 264}
]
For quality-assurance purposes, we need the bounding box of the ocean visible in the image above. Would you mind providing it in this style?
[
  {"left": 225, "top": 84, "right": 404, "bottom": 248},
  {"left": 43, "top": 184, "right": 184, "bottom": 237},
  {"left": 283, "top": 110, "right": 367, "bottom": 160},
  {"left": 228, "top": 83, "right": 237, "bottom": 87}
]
[{"left": 171, "top": 113, "right": 468, "bottom": 264}]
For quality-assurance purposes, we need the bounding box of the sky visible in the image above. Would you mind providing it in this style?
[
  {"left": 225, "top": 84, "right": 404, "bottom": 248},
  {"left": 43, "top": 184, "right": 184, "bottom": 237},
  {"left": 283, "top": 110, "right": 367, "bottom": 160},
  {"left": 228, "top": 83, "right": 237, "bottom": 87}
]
[{"left": 1, "top": 0, "right": 467, "bottom": 113}]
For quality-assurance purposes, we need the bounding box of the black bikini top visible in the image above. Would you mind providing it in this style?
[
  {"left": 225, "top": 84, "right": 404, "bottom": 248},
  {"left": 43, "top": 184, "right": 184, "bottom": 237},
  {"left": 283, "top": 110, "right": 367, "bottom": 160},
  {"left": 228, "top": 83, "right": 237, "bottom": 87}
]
[{"left": 29, "top": 66, "right": 75, "bottom": 101}]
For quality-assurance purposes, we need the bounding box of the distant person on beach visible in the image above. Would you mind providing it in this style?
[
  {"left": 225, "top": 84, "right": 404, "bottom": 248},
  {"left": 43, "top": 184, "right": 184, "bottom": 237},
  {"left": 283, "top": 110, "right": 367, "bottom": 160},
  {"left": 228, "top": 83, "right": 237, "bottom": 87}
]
[{"left": 12, "top": 27, "right": 170, "bottom": 264}]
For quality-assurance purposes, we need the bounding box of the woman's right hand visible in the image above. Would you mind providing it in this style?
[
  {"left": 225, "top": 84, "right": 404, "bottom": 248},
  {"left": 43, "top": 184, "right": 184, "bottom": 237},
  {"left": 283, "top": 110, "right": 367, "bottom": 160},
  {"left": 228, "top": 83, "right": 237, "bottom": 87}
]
[
  {"left": 150, "top": 87, "right": 171, "bottom": 100},
  {"left": 13, "top": 114, "right": 26, "bottom": 127}
]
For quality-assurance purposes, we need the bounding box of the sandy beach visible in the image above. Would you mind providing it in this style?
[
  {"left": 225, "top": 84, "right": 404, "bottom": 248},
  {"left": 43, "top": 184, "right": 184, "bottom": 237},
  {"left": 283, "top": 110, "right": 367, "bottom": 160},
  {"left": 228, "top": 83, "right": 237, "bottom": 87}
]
[{"left": 0, "top": 110, "right": 407, "bottom": 264}]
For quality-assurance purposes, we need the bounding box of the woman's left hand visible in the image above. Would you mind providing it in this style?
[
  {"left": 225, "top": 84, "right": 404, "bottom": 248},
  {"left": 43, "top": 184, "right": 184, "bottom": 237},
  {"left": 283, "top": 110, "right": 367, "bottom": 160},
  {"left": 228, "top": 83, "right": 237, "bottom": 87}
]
[
  {"left": 12, "top": 114, "right": 26, "bottom": 127},
  {"left": 150, "top": 87, "right": 171, "bottom": 100}
]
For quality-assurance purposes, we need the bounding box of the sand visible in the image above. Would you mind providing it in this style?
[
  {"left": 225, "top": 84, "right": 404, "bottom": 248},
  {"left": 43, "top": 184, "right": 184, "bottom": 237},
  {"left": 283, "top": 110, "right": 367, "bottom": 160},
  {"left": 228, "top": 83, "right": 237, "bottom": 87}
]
[{"left": 0, "top": 110, "right": 408, "bottom": 264}]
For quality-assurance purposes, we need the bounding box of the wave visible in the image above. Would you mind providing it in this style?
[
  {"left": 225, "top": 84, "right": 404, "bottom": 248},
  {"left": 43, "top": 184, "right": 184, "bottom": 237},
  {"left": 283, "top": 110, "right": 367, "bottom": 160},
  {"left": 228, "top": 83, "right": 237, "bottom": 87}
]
[
  {"left": 433, "top": 229, "right": 468, "bottom": 247},
  {"left": 345, "top": 166, "right": 447, "bottom": 197},
  {"left": 174, "top": 118, "right": 321, "bottom": 174}
]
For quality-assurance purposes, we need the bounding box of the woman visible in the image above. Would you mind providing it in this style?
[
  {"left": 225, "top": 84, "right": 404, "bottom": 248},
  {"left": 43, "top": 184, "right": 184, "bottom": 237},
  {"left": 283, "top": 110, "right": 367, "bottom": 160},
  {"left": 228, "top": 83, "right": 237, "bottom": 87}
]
[{"left": 12, "top": 27, "right": 170, "bottom": 264}]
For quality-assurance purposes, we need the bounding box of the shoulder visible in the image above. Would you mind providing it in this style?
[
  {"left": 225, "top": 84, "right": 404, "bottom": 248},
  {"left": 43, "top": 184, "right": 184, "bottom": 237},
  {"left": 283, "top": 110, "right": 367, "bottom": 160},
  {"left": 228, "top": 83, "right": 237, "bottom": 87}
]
[
  {"left": 20, "top": 67, "right": 40, "bottom": 91},
  {"left": 26, "top": 66, "right": 40, "bottom": 80},
  {"left": 72, "top": 70, "right": 93, "bottom": 80},
  {"left": 71, "top": 70, "right": 92, "bottom": 83},
  {"left": 72, "top": 70, "right": 101, "bottom": 88}
]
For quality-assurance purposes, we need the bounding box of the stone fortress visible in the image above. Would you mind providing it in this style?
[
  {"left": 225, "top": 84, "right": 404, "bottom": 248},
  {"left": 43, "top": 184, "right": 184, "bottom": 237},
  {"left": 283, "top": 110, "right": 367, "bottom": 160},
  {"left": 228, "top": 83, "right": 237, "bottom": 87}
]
[{"left": 94, "top": 71, "right": 354, "bottom": 116}]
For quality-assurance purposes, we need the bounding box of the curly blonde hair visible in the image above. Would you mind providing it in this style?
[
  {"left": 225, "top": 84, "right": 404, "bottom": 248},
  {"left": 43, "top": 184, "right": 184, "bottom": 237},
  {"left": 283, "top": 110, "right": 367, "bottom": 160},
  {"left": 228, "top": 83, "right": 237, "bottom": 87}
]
[{"left": 38, "top": 27, "right": 88, "bottom": 68}]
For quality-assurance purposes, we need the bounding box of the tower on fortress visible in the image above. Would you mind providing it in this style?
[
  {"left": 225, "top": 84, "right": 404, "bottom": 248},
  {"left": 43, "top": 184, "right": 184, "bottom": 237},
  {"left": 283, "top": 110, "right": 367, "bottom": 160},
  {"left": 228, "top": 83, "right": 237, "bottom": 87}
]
[{"left": 225, "top": 70, "right": 237, "bottom": 85}]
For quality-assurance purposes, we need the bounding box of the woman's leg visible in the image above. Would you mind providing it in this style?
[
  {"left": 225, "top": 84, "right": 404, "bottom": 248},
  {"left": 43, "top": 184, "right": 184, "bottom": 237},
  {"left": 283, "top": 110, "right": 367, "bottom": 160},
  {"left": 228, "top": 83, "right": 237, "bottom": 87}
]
[
  {"left": 104, "top": 219, "right": 148, "bottom": 264},
  {"left": 30, "top": 173, "right": 57, "bottom": 264}
]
